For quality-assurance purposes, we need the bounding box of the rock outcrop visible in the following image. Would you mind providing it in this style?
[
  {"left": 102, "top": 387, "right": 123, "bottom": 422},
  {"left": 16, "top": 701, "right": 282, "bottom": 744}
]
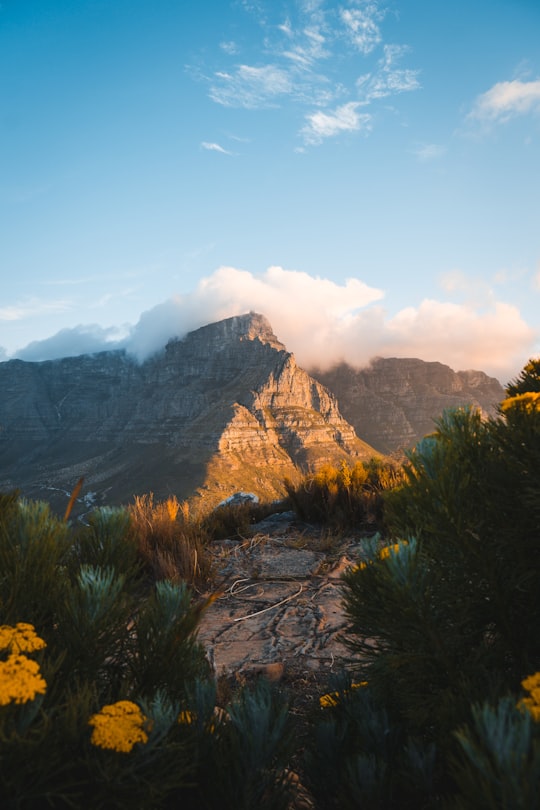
[
  {"left": 198, "top": 511, "right": 356, "bottom": 679},
  {"left": 312, "top": 357, "right": 505, "bottom": 455},
  {"left": 0, "top": 313, "right": 373, "bottom": 515}
]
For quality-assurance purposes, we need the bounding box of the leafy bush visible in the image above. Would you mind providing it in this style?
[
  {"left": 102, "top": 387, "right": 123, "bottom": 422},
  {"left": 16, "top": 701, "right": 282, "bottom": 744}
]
[
  {"left": 0, "top": 493, "right": 298, "bottom": 808},
  {"left": 284, "top": 458, "right": 403, "bottom": 531},
  {"left": 304, "top": 674, "right": 437, "bottom": 809},
  {"left": 451, "top": 694, "right": 540, "bottom": 810},
  {"left": 178, "top": 679, "right": 295, "bottom": 810},
  {"left": 321, "top": 393, "right": 540, "bottom": 804}
]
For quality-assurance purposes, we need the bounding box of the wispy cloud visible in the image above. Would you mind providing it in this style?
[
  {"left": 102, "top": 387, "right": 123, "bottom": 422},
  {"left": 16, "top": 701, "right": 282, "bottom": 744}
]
[
  {"left": 357, "top": 45, "right": 421, "bottom": 102},
  {"left": 301, "top": 102, "right": 371, "bottom": 145},
  {"left": 210, "top": 64, "right": 293, "bottom": 108},
  {"left": 340, "top": 5, "right": 384, "bottom": 54},
  {"left": 201, "top": 141, "right": 233, "bottom": 155},
  {"left": 468, "top": 78, "right": 540, "bottom": 123},
  {"left": 0, "top": 298, "right": 71, "bottom": 322},
  {"left": 193, "top": 0, "right": 421, "bottom": 147}
]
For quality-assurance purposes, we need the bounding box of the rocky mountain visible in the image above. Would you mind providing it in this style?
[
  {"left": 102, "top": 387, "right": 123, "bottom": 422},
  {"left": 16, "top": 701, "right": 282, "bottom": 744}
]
[
  {"left": 0, "top": 313, "right": 374, "bottom": 515},
  {"left": 0, "top": 313, "right": 507, "bottom": 514},
  {"left": 311, "top": 357, "right": 505, "bottom": 455}
]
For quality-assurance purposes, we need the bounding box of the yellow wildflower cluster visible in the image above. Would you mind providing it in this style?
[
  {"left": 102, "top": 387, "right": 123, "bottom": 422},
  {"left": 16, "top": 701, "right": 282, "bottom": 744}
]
[
  {"left": 0, "top": 623, "right": 48, "bottom": 706},
  {"left": 355, "top": 542, "right": 407, "bottom": 571},
  {"left": 518, "top": 672, "right": 540, "bottom": 722},
  {"left": 319, "top": 681, "right": 368, "bottom": 708},
  {"left": 0, "top": 654, "right": 47, "bottom": 706},
  {"left": 0, "top": 622, "right": 47, "bottom": 654},
  {"left": 89, "top": 700, "right": 150, "bottom": 753},
  {"left": 500, "top": 392, "right": 540, "bottom": 413}
]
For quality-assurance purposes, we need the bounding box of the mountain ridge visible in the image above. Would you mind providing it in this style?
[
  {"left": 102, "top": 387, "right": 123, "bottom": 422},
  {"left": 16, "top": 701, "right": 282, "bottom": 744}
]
[
  {"left": 0, "top": 313, "right": 505, "bottom": 515},
  {"left": 310, "top": 356, "right": 504, "bottom": 455},
  {"left": 0, "top": 313, "right": 373, "bottom": 515}
]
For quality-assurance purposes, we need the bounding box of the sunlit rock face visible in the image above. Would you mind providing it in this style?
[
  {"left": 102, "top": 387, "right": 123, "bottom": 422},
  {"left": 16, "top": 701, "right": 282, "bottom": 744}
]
[
  {"left": 311, "top": 357, "right": 505, "bottom": 455},
  {"left": 0, "top": 313, "right": 373, "bottom": 514}
]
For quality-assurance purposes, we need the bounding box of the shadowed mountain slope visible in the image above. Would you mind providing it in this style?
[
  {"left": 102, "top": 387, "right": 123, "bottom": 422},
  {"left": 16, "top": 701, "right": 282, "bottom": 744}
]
[{"left": 311, "top": 357, "right": 505, "bottom": 455}]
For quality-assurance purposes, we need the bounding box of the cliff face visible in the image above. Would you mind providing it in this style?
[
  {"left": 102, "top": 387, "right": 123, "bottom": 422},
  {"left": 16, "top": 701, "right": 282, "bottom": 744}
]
[
  {"left": 0, "top": 313, "right": 373, "bottom": 513},
  {"left": 0, "top": 313, "right": 507, "bottom": 514},
  {"left": 311, "top": 357, "right": 505, "bottom": 455}
]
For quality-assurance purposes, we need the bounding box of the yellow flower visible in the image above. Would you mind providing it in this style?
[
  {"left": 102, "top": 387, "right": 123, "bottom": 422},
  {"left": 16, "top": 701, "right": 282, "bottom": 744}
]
[
  {"left": 352, "top": 541, "right": 408, "bottom": 572},
  {"left": 518, "top": 672, "right": 540, "bottom": 722},
  {"left": 379, "top": 542, "right": 406, "bottom": 560},
  {"left": 522, "top": 673, "right": 540, "bottom": 701},
  {"left": 89, "top": 700, "right": 150, "bottom": 753},
  {"left": 501, "top": 392, "right": 540, "bottom": 413},
  {"left": 0, "top": 654, "right": 47, "bottom": 705},
  {"left": 178, "top": 710, "right": 194, "bottom": 725},
  {"left": 519, "top": 697, "right": 540, "bottom": 722},
  {"left": 319, "top": 691, "right": 340, "bottom": 709},
  {"left": 319, "top": 681, "right": 368, "bottom": 708},
  {"left": 0, "top": 623, "right": 47, "bottom": 654}
]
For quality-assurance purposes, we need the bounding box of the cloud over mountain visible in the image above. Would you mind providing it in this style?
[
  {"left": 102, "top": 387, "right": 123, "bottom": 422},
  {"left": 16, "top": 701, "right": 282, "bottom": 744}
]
[{"left": 13, "top": 266, "right": 536, "bottom": 384}]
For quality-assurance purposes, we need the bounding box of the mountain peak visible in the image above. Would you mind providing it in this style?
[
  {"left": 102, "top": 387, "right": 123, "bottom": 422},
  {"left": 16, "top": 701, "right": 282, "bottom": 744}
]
[
  {"left": 166, "top": 312, "right": 286, "bottom": 355},
  {"left": 205, "top": 312, "right": 284, "bottom": 349}
]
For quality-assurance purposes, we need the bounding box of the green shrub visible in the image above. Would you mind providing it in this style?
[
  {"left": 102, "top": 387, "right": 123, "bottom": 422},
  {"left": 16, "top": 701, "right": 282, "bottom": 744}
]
[
  {"left": 0, "top": 493, "right": 301, "bottom": 809},
  {"left": 0, "top": 498, "right": 212, "bottom": 806},
  {"left": 329, "top": 397, "right": 540, "bottom": 803},
  {"left": 304, "top": 674, "right": 437, "bottom": 809},
  {"left": 182, "top": 679, "right": 295, "bottom": 810},
  {"left": 450, "top": 695, "right": 540, "bottom": 810},
  {"left": 0, "top": 494, "right": 71, "bottom": 631}
]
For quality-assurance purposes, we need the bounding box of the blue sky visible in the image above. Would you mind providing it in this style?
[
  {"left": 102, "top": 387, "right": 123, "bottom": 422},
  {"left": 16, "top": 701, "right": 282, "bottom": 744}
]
[{"left": 1, "top": 0, "right": 539, "bottom": 382}]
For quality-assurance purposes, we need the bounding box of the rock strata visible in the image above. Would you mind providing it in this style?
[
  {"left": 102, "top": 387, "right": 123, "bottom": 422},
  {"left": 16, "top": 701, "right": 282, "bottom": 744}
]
[
  {"left": 0, "top": 313, "right": 373, "bottom": 514},
  {"left": 312, "top": 357, "right": 505, "bottom": 454}
]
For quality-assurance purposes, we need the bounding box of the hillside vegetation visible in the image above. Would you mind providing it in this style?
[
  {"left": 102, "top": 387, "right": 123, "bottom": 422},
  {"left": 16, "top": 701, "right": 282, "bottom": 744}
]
[{"left": 1, "top": 360, "right": 540, "bottom": 808}]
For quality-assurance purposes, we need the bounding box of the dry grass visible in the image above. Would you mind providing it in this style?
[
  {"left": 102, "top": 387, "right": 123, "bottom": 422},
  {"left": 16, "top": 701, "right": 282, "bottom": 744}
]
[
  {"left": 128, "top": 493, "right": 213, "bottom": 586},
  {"left": 284, "top": 458, "right": 404, "bottom": 531}
]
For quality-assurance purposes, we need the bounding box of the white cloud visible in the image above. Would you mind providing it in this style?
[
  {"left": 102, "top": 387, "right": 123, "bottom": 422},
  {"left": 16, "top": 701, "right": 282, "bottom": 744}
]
[
  {"left": 357, "top": 44, "right": 421, "bottom": 101},
  {"left": 17, "top": 324, "right": 128, "bottom": 362},
  {"left": 468, "top": 78, "right": 540, "bottom": 123},
  {"left": 301, "top": 101, "right": 371, "bottom": 144},
  {"left": 210, "top": 64, "right": 293, "bottom": 108},
  {"left": 11, "top": 266, "right": 537, "bottom": 383},
  {"left": 193, "top": 0, "right": 420, "bottom": 147},
  {"left": 201, "top": 141, "right": 233, "bottom": 155},
  {"left": 340, "top": 5, "right": 384, "bottom": 54},
  {"left": 383, "top": 299, "right": 534, "bottom": 380}
]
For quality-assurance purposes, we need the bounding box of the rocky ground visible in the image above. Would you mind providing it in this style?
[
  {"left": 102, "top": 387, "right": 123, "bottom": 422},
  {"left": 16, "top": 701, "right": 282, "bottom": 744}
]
[{"left": 197, "top": 510, "right": 368, "bottom": 715}]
